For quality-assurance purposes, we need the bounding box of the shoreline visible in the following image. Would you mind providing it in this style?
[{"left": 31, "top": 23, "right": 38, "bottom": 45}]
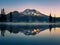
[{"left": 0, "top": 22, "right": 60, "bottom": 25}]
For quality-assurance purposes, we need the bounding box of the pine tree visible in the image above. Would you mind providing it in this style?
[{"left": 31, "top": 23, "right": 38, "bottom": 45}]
[
  {"left": 10, "top": 12, "right": 12, "bottom": 22},
  {"left": 49, "top": 13, "right": 52, "bottom": 23},
  {"left": 54, "top": 14, "right": 56, "bottom": 23},
  {"left": 0, "top": 8, "right": 6, "bottom": 22}
]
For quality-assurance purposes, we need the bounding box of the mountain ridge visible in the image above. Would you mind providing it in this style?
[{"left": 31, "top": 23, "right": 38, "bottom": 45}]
[{"left": 0, "top": 9, "right": 60, "bottom": 22}]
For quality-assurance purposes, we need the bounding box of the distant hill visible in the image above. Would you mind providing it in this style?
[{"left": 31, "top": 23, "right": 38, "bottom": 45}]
[
  {"left": 0, "top": 9, "right": 60, "bottom": 22},
  {"left": 6, "top": 9, "right": 49, "bottom": 22}
]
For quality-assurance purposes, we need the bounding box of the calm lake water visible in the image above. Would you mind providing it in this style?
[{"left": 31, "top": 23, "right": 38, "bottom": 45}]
[{"left": 0, "top": 23, "right": 60, "bottom": 45}]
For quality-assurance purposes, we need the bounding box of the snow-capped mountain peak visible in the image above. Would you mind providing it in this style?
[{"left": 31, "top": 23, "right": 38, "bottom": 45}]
[{"left": 21, "top": 9, "right": 41, "bottom": 16}]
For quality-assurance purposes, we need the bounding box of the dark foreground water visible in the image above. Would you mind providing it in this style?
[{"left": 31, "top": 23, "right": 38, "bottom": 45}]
[{"left": 0, "top": 23, "right": 60, "bottom": 45}]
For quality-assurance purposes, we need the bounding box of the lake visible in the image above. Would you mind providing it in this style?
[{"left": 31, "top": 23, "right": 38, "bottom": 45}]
[{"left": 0, "top": 23, "right": 60, "bottom": 45}]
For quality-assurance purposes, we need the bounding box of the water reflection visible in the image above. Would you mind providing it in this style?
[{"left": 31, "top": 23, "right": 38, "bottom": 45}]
[
  {"left": 0, "top": 24, "right": 7, "bottom": 36},
  {"left": 49, "top": 25, "right": 52, "bottom": 32},
  {"left": 0, "top": 24, "right": 60, "bottom": 36}
]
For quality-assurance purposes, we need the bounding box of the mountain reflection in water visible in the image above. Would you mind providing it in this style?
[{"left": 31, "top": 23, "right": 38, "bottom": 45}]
[
  {"left": 0, "top": 24, "right": 60, "bottom": 36},
  {"left": 0, "top": 23, "right": 60, "bottom": 45}
]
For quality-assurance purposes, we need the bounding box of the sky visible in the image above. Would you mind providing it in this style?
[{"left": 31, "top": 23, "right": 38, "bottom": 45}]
[{"left": 0, "top": 0, "right": 60, "bottom": 17}]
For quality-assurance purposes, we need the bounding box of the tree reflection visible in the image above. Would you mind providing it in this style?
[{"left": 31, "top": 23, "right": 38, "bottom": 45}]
[
  {"left": 0, "top": 24, "right": 6, "bottom": 36},
  {"left": 49, "top": 25, "right": 52, "bottom": 32},
  {"left": 10, "top": 25, "right": 13, "bottom": 33},
  {"left": 0, "top": 24, "right": 59, "bottom": 37}
]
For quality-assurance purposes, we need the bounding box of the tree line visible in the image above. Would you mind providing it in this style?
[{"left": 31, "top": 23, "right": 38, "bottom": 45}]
[{"left": 0, "top": 8, "right": 56, "bottom": 23}]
